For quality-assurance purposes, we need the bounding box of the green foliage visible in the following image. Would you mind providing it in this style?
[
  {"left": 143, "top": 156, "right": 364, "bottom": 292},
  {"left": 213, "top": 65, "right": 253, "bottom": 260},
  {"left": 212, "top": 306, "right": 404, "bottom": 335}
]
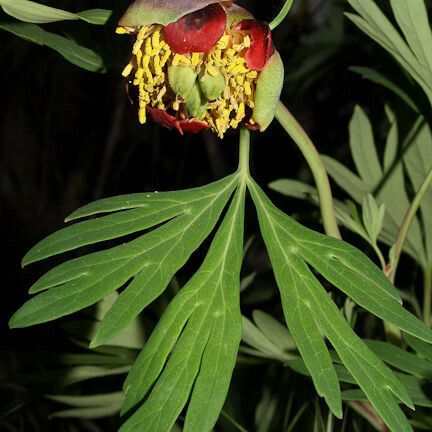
[{"left": 5, "top": 1, "right": 432, "bottom": 431}]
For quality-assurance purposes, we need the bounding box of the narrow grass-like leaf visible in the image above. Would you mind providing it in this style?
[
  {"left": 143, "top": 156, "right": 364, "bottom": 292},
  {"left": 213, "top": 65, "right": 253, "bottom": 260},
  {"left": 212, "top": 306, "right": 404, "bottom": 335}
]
[
  {"left": 120, "top": 185, "right": 245, "bottom": 431},
  {"left": 48, "top": 392, "right": 124, "bottom": 407},
  {"left": 349, "top": 105, "right": 382, "bottom": 188},
  {"left": 50, "top": 405, "right": 122, "bottom": 419},
  {"left": 0, "top": 22, "right": 104, "bottom": 72}
]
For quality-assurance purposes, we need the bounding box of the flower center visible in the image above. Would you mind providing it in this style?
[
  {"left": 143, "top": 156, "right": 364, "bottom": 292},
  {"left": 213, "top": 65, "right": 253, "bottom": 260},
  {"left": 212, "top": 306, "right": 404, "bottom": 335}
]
[{"left": 117, "top": 24, "right": 259, "bottom": 138}]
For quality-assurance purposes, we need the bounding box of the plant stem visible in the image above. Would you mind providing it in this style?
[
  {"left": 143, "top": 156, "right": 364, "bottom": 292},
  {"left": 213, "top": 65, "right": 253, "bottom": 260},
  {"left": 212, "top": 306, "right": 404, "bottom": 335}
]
[
  {"left": 275, "top": 102, "right": 341, "bottom": 239},
  {"left": 238, "top": 127, "right": 251, "bottom": 180},
  {"left": 389, "top": 165, "right": 432, "bottom": 284},
  {"left": 423, "top": 268, "right": 432, "bottom": 327},
  {"left": 269, "top": 0, "right": 295, "bottom": 30}
]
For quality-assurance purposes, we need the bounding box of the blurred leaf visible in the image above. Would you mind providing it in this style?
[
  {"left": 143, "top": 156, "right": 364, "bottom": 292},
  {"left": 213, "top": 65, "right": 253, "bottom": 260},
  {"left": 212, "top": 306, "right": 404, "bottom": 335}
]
[
  {"left": 50, "top": 405, "right": 122, "bottom": 419},
  {"left": 349, "top": 105, "right": 382, "bottom": 189},
  {"left": 252, "top": 310, "right": 296, "bottom": 351},
  {"left": 0, "top": 0, "right": 111, "bottom": 25},
  {"left": 405, "top": 333, "right": 432, "bottom": 361},
  {"left": 242, "top": 315, "right": 291, "bottom": 361},
  {"left": 403, "top": 122, "right": 432, "bottom": 263},
  {"left": 389, "top": 0, "right": 432, "bottom": 85},
  {"left": 350, "top": 66, "right": 419, "bottom": 112},
  {"left": 343, "top": 373, "right": 432, "bottom": 408},
  {"left": 362, "top": 193, "right": 385, "bottom": 243},
  {"left": 322, "top": 155, "right": 368, "bottom": 202},
  {"left": 346, "top": 0, "right": 432, "bottom": 106},
  {"left": 48, "top": 392, "right": 124, "bottom": 407},
  {"left": 0, "top": 22, "right": 105, "bottom": 72},
  {"left": 365, "top": 340, "right": 432, "bottom": 379}
]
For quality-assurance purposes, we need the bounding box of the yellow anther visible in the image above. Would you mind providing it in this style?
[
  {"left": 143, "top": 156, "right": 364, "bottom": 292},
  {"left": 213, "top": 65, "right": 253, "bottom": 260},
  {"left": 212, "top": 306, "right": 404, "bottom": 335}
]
[
  {"left": 172, "top": 54, "right": 181, "bottom": 66},
  {"left": 145, "top": 69, "right": 153, "bottom": 84},
  {"left": 237, "top": 75, "right": 244, "bottom": 85},
  {"left": 206, "top": 64, "right": 219, "bottom": 77},
  {"left": 135, "top": 68, "right": 144, "bottom": 80},
  {"left": 179, "top": 55, "right": 191, "bottom": 65},
  {"left": 152, "top": 30, "right": 160, "bottom": 48},
  {"left": 237, "top": 103, "right": 245, "bottom": 119},
  {"left": 192, "top": 53, "right": 201, "bottom": 68},
  {"left": 160, "top": 48, "right": 171, "bottom": 67},
  {"left": 145, "top": 38, "right": 152, "bottom": 55},
  {"left": 139, "top": 108, "right": 147, "bottom": 124},
  {"left": 226, "top": 49, "right": 236, "bottom": 59},
  {"left": 137, "top": 26, "right": 149, "bottom": 41},
  {"left": 136, "top": 50, "right": 143, "bottom": 65},
  {"left": 217, "top": 35, "right": 230, "bottom": 50},
  {"left": 116, "top": 27, "right": 127, "bottom": 35},
  {"left": 173, "top": 99, "right": 180, "bottom": 111},
  {"left": 142, "top": 54, "right": 150, "bottom": 69},
  {"left": 157, "top": 86, "right": 167, "bottom": 101},
  {"left": 154, "top": 56, "right": 162, "bottom": 76},
  {"left": 232, "top": 43, "right": 244, "bottom": 52},
  {"left": 243, "top": 35, "right": 251, "bottom": 48},
  {"left": 246, "top": 71, "right": 258, "bottom": 79},
  {"left": 244, "top": 81, "right": 252, "bottom": 96},
  {"left": 121, "top": 64, "right": 133, "bottom": 77},
  {"left": 232, "top": 64, "right": 249, "bottom": 75}
]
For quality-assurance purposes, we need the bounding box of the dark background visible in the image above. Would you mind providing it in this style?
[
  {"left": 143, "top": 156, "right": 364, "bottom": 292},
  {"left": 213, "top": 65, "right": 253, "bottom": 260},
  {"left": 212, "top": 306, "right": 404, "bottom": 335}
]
[{"left": 0, "top": 0, "right": 407, "bottom": 430}]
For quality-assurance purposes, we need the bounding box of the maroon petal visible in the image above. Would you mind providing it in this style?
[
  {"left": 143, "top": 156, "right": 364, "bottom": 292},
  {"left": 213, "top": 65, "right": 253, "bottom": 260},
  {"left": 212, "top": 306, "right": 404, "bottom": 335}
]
[
  {"left": 179, "top": 119, "right": 210, "bottom": 134},
  {"left": 163, "top": 4, "right": 227, "bottom": 54},
  {"left": 234, "top": 20, "right": 275, "bottom": 71},
  {"left": 147, "top": 107, "right": 210, "bottom": 135}
]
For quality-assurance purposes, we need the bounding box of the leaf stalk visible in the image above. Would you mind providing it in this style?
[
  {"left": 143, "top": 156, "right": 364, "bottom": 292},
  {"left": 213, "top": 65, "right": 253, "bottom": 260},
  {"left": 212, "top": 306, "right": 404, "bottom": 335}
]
[{"left": 275, "top": 101, "right": 341, "bottom": 239}]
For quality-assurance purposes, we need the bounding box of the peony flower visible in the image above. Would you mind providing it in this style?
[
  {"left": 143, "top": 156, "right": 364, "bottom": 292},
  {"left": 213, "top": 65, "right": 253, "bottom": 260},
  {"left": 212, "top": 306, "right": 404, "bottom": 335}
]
[{"left": 116, "top": 0, "right": 284, "bottom": 138}]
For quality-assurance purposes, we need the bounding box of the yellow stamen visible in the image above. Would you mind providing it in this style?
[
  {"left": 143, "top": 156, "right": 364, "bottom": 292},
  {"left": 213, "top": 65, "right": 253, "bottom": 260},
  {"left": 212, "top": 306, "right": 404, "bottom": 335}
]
[
  {"left": 122, "top": 63, "right": 133, "bottom": 77},
  {"left": 116, "top": 27, "right": 127, "bottom": 35},
  {"left": 121, "top": 26, "right": 261, "bottom": 137}
]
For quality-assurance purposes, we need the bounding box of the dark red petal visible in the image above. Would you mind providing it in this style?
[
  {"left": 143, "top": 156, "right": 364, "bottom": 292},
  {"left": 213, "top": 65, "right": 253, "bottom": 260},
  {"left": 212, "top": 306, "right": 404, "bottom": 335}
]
[
  {"left": 163, "top": 4, "right": 227, "bottom": 54},
  {"left": 179, "top": 119, "right": 210, "bottom": 134},
  {"left": 234, "top": 20, "right": 275, "bottom": 71},
  {"left": 147, "top": 107, "right": 210, "bottom": 135}
]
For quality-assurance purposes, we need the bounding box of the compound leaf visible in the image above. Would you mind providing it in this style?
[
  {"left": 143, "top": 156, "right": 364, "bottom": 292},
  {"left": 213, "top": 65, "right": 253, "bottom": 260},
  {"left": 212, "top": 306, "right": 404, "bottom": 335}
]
[
  {"left": 10, "top": 176, "right": 237, "bottom": 330},
  {"left": 120, "top": 184, "right": 245, "bottom": 432}
]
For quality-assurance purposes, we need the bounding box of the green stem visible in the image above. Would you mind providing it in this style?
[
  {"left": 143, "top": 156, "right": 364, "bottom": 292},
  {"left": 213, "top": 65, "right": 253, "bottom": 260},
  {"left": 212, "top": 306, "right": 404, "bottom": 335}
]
[
  {"left": 423, "top": 268, "right": 432, "bottom": 327},
  {"left": 389, "top": 165, "right": 432, "bottom": 284},
  {"left": 238, "top": 127, "right": 251, "bottom": 180},
  {"left": 275, "top": 102, "right": 341, "bottom": 239},
  {"left": 269, "top": 0, "right": 295, "bottom": 30}
]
